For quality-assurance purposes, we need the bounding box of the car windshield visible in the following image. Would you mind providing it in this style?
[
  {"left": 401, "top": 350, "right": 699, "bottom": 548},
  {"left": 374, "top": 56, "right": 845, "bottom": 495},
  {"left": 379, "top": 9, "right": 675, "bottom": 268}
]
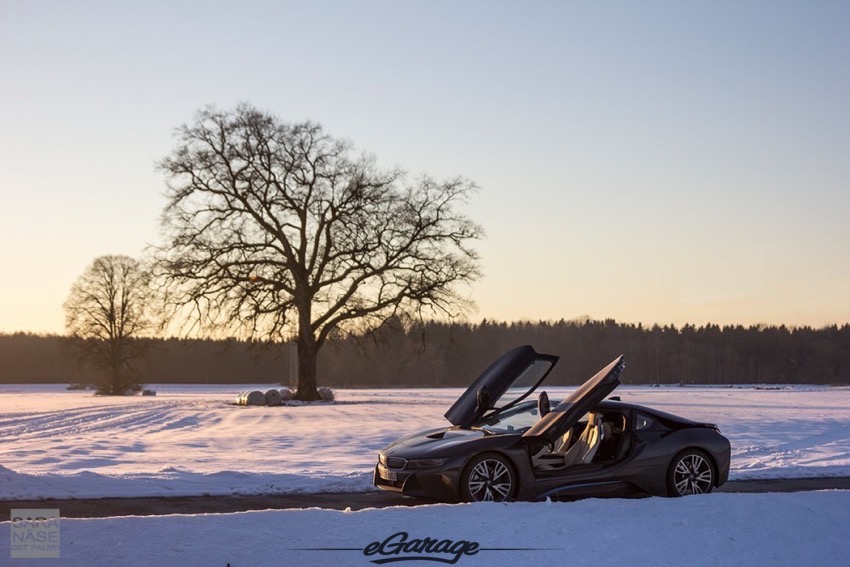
[{"left": 475, "top": 401, "right": 543, "bottom": 433}]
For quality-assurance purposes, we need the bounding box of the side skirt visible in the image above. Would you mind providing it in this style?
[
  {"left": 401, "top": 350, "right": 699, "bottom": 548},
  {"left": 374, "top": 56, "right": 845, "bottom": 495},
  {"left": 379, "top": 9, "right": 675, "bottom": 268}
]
[{"left": 536, "top": 480, "right": 639, "bottom": 501}]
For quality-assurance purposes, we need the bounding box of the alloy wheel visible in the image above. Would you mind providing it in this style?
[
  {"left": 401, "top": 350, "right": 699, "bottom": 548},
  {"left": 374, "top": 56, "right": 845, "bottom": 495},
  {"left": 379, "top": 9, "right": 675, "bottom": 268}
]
[
  {"left": 467, "top": 457, "right": 513, "bottom": 501},
  {"left": 671, "top": 452, "right": 714, "bottom": 495}
]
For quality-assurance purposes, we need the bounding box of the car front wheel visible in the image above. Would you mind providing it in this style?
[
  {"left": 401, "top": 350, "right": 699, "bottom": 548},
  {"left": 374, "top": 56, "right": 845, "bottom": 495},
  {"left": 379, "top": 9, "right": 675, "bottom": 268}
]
[
  {"left": 460, "top": 453, "right": 516, "bottom": 502},
  {"left": 667, "top": 449, "right": 715, "bottom": 496}
]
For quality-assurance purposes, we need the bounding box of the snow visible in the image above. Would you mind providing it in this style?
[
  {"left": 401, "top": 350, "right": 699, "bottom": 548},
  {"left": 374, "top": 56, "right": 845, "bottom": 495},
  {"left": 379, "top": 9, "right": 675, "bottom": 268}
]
[
  {"left": 2, "top": 491, "right": 849, "bottom": 566},
  {"left": 2, "top": 384, "right": 849, "bottom": 565},
  {"left": 1, "top": 384, "right": 849, "bottom": 499}
]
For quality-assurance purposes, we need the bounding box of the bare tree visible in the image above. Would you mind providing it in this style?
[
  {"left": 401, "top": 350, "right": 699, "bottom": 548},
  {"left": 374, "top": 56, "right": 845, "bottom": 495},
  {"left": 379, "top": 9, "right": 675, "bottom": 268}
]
[
  {"left": 63, "top": 255, "right": 153, "bottom": 395},
  {"left": 156, "top": 104, "right": 483, "bottom": 400}
]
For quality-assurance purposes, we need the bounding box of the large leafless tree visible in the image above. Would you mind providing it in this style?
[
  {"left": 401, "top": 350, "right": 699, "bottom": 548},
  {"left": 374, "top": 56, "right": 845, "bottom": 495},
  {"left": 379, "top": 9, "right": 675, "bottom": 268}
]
[
  {"left": 156, "top": 104, "right": 483, "bottom": 400},
  {"left": 63, "top": 255, "right": 153, "bottom": 395}
]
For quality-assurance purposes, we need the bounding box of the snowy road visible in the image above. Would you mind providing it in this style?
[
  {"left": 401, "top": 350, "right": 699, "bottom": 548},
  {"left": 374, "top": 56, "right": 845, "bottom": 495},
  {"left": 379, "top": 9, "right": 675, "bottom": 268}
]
[{"left": 3, "top": 477, "right": 850, "bottom": 519}]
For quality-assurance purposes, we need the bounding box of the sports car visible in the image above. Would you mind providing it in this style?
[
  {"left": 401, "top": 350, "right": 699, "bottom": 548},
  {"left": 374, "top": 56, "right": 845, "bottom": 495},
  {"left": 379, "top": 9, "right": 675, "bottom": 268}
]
[{"left": 374, "top": 345, "right": 731, "bottom": 502}]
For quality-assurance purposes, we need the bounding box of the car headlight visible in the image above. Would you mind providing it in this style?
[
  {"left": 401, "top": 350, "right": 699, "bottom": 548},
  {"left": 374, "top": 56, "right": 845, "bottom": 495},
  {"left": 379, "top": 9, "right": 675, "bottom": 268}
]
[
  {"left": 405, "top": 458, "right": 448, "bottom": 470},
  {"left": 378, "top": 453, "right": 387, "bottom": 466}
]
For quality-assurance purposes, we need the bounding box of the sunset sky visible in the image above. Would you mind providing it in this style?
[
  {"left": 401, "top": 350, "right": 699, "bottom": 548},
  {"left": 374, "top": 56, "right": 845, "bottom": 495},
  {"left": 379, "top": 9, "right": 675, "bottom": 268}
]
[{"left": 1, "top": 1, "right": 848, "bottom": 335}]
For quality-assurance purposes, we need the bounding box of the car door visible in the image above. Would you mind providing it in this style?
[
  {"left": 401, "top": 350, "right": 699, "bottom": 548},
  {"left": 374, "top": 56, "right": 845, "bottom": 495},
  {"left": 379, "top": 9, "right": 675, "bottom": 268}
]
[
  {"left": 444, "top": 345, "right": 559, "bottom": 428},
  {"left": 523, "top": 355, "right": 625, "bottom": 445}
]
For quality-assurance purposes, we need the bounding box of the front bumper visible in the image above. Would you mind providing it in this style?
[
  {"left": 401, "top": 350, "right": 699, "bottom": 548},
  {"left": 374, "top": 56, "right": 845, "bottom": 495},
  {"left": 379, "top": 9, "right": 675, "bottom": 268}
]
[{"left": 373, "top": 460, "right": 463, "bottom": 501}]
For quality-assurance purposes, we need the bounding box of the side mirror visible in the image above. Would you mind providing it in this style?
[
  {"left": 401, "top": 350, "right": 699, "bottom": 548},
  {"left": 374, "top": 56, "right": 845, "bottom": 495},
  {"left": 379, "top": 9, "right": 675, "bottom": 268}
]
[
  {"left": 476, "top": 385, "right": 491, "bottom": 412},
  {"left": 537, "top": 391, "right": 550, "bottom": 418}
]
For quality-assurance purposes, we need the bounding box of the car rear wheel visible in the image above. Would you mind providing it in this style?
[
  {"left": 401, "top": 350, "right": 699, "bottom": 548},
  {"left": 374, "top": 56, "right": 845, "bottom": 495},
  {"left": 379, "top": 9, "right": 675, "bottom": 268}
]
[
  {"left": 667, "top": 449, "right": 715, "bottom": 496},
  {"left": 460, "top": 453, "right": 515, "bottom": 502}
]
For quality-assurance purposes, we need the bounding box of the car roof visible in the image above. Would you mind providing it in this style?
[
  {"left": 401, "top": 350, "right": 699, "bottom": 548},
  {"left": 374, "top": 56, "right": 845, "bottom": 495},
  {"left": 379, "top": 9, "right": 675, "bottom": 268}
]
[{"left": 595, "top": 399, "right": 711, "bottom": 427}]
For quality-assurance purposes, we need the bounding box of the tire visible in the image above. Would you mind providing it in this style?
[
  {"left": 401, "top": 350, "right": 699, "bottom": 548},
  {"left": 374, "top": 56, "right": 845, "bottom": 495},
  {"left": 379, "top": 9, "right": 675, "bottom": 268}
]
[
  {"left": 460, "top": 453, "right": 516, "bottom": 502},
  {"left": 667, "top": 449, "right": 715, "bottom": 496}
]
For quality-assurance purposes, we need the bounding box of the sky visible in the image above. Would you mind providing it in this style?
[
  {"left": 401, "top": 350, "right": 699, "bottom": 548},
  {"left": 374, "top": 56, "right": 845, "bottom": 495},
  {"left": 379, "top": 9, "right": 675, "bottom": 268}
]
[{"left": 1, "top": 0, "right": 848, "bottom": 335}]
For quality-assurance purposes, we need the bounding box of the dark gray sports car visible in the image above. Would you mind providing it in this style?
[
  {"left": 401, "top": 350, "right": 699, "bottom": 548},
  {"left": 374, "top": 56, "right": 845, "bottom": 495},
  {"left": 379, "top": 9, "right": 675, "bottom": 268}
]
[{"left": 374, "top": 345, "right": 731, "bottom": 502}]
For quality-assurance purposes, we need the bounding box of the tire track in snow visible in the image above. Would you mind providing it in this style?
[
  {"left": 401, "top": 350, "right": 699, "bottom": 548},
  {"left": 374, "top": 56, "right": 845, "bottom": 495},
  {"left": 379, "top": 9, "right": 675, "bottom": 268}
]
[{"left": 0, "top": 400, "right": 217, "bottom": 442}]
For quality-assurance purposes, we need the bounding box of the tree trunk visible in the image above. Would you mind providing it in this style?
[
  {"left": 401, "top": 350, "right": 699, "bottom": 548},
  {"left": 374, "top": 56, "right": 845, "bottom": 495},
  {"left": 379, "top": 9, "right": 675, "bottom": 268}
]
[{"left": 295, "top": 333, "right": 320, "bottom": 400}]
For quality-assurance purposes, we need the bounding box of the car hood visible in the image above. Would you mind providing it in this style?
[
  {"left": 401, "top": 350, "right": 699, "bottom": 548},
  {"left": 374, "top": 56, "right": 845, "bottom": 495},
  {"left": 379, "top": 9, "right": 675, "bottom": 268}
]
[
  {"left": 380, "top": 427, "right": 490, "bottom": 458},
  {"left": 523, "top": 355, "right": 625, "bottom": 442},
  {"left": 443, "top": 345, "right": 559, "bottom": 428}
]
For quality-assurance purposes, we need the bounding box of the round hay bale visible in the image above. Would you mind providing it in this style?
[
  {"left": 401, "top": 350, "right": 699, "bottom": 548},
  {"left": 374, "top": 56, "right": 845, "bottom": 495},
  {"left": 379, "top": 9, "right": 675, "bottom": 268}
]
[
  {"left": 264, "top": 389, "right": 283, "bottom": 406},
  {"left": 245, "top": 390, "right": 266, "bottom": 406},
  {"left": 279, "top": 387, "right": 293, "bottom": 401},
  {"left": 318, "top": 387, "right": 335, "bottom": 402}
]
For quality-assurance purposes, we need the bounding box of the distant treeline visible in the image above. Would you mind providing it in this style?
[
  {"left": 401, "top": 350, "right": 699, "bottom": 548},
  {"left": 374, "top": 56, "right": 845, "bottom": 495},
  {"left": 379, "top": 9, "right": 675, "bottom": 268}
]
[
  {"left": 0, "top": 334, "right": 288, "bottom": 385},
  {"left": 2, "top": 319, "right": 849, "bottom": 386}
]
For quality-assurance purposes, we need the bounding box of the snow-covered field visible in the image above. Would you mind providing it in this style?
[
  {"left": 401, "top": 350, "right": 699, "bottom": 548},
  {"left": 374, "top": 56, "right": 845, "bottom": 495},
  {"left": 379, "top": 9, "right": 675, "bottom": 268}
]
[
  {"left": 2, "top": 384, "right": 849, "bottom": 566},
  {"left": 1, "top": 384, "right": 849, "bottom": 499},
  {"left": 2, "top": 492, "right": 849, "bottom": 566}
]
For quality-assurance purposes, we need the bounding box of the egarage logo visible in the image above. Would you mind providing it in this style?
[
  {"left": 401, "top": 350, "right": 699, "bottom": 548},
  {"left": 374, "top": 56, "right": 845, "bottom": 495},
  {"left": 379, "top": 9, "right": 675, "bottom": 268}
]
[
  {"left": 363, "top": 531, "right": 479, "bottom": 564},
  {"left": 299, "top": 530, "right": 554, "bottom": 564}
]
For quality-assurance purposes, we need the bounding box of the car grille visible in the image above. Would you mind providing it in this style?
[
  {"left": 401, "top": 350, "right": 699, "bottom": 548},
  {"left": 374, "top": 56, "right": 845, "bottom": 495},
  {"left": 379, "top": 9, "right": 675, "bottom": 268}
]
[{"left": 386, "top": 457, "right": 407, "bottom": 470}]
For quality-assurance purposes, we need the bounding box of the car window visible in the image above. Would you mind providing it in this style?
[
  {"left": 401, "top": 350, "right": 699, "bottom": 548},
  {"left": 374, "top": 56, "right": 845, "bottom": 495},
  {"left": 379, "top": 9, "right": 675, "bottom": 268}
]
[
  {"left": 477, "top": 402, "right": 540, "bottom": 433},
  {"left": 635, "top": 413, "right": 654, "bottom": 430},
  {"left": 494, "top": 359, "right": 555, "bottom": 409}
]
